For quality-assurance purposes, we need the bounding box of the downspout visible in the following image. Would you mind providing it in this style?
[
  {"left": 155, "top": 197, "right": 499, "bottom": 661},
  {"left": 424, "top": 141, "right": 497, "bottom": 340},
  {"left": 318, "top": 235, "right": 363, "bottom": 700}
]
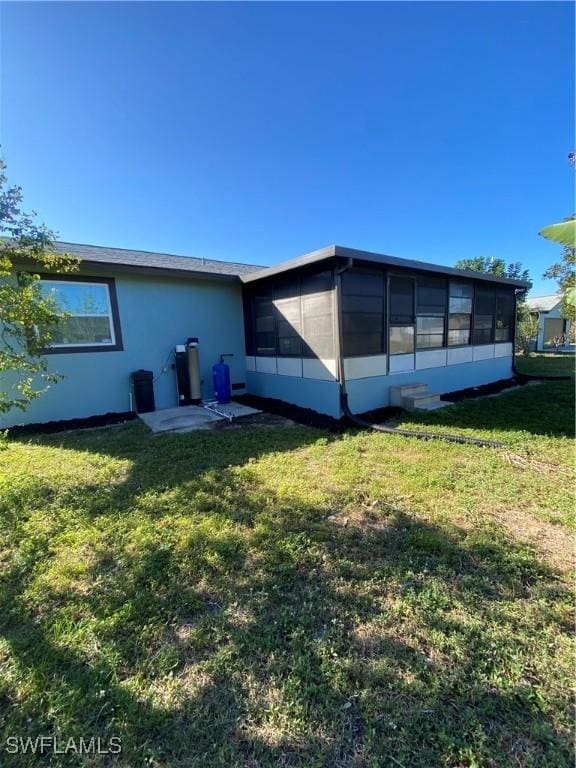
[
  {"left": 333, "top": 258, "right": 353, "bottom": 407},
  {"left": 334, "top": 261, "right": 504, "bottom": 448}
]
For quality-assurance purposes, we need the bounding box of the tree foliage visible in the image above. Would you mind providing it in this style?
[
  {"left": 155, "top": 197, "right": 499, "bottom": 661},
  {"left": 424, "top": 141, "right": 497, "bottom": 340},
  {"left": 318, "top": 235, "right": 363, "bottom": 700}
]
[
  {"left": 515, "top": 302, "right": 539, "bottom": 356},
  {"left": 0, "top": 159, "right": 78, "bottom": 414},
  {"left": 538, "top": 153, "right": 576, "bottom": 320},
  {"left": 453, "top": 257, "right": 532, "bottom": 353},
  {"left": 454, "top": 257, "right": 531, "bottom": 288},
  {"left": 541, "top": 215, "right": 576, "bottom": 322}
]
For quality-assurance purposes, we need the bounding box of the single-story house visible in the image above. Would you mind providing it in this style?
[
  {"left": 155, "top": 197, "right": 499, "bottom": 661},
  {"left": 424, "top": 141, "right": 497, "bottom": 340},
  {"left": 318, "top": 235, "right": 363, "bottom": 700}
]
[
  {"left": 3, "top": 242, "right": 528, "bottom": 427},
  {"left": 525, "top": 293, "right": 573, "bottom": 351}
]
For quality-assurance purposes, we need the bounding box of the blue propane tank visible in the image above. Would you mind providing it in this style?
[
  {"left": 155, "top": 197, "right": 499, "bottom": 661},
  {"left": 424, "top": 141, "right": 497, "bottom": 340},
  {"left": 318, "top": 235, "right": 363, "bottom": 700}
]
[{"left": 213, "top": 355, "right": 232, "bottom": 404}]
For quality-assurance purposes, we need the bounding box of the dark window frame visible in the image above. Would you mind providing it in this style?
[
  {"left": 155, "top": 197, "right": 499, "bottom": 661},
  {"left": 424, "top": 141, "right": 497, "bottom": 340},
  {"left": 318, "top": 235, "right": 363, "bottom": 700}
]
[
  {"left": 300, "top": 269, "right": 335, "bottom": 359},
  {"left": 416, "top": 315, "right": 446, "bottom": 350},
  {"left": 36, "top": 274, "right": 123, "bottom": 355},
  {"left": 389, "top": 324, "right": 415, "bottom": 355},
  {"left": 274, "top": 277, "right": 303, "bottom": 358},
  {"left": 472, "top": 286, "right": 496, "bottom": 346},
  {"left": 342, "top": 267, "right": 386, "bottom": 358},
  {"left": 447, "top": 280, "right": 473, "bottom": 348},
  {"left": 495, "top": 288, "right": 515, "bottom": 343},
  {"left": 415, "top": 276, "right": 447, "bottom": 351},
  {"left": 253, "top": 289, "right": 277, "bottom": 356},
  {"left": 245, "top": 268, "right": 335, "bottom": 360},
  {"left": 245, "top": 267, "right": 517, "bottom": 364},
  {"left": 243, "top": 290, "right": 256, "bottom": 356},
  {"left": 388, "top": 274, "right": 416, "bottom": 356}
]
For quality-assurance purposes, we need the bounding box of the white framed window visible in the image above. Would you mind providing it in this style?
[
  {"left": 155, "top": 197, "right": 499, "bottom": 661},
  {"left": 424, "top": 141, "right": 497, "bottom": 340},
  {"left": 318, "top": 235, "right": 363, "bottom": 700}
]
[{"left": 38, "top": 277, "right": 123, "bottom": 352}]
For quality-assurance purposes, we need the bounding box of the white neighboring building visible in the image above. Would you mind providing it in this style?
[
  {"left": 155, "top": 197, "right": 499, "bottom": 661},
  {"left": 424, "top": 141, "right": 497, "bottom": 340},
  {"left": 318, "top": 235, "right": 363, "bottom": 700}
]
[{"left": 525, "top": 294, "right": 572, "bottom": 351}]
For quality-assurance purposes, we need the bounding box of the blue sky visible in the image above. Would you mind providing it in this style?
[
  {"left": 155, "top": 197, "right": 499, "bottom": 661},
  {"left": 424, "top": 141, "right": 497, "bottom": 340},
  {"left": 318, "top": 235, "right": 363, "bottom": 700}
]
[{"left": 1, "top": 1, "right": 573, "bottom": 294}]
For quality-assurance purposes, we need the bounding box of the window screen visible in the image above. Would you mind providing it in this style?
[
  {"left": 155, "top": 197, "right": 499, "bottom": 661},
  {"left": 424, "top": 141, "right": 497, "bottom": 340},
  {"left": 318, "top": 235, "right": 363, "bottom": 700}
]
[
  {"left": 301, "top": 271, "right": 334, "bottom": 359},
  {"left": 449, "top": 296, "right": 473, "bottom": 314},
  {"left": 390, "top": 325, "right": 414, "bottom": 355},
  {"left": 415, "top": 277, "right": 446, "bottom": 349},
  {"left": 274, "top": 279, "right": 302, "bottom": 357},
  {"left": 243, "top": 292, "right": 255, "bottom": 355},
  {"left": 449, "top": 282, "right": 474, "bottom": 298},
  {"left": 254, "top": 293, "right": 276, "bottom": 355},
  {"left": 448, "top": 329, "right": 470, "bottom": 346},
  {"left": 473, "top": 287, "right": 495, "bottom": 344},
  {"left": 447, "top": 281, "right": 473, "bottom": 346},
  {"left": 416, "top": 315, "right": 445, "bottom": 349},
  {"left": 448, "top": 313, "right": 471, "bottom": 346},
  {"left": 341, "top": 268, "right": 385, "bottom": 357},
  {"left": 389, "top": 276, "right": 414, "bottom": 355},
  {"left": 495, "top": 289, "right": 515, "bottom": 342},
  {"left": 389, "top": 277, "right": 414, "bottom": 324},
  {"left": 416, "top": 277, "right": 446, "bottom": 315},
  {"left": 246, "top": 271, "right": 334, "bottom": 359}
]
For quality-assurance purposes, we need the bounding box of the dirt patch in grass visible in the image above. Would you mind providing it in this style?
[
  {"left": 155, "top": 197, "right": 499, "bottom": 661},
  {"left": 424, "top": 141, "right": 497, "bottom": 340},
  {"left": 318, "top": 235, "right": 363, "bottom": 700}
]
[
  {"left": 489, "top": 507, "right": 574, "bottom": 575},
  {"left": 234, "top": 394, "right": 344, "bottom": 430},
  {"left": 212, "top": 411, "right": 297, "bottom": 430}
]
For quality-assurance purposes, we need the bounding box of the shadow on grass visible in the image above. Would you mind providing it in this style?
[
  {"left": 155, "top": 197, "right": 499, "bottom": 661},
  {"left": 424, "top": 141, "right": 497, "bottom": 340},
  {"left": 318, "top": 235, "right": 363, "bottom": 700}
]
[
  {"left": 0, "top": 430, "right": 572, "bottom": 767},
  {"left": 403, "top": 379, "right": 575, "bottom": 440}
]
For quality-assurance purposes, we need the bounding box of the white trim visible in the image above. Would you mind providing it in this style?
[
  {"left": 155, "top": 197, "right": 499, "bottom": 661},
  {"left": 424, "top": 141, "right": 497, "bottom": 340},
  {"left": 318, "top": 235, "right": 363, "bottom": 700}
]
[
  {"left": 494, "top": 342, "right": 513, "bottom": 358},
  {"left": 389, "top": 353, "right": 415, "bottom": 374},
  {"left": 255, "top": 357, "right": 277, "bottom": 374},
  {"left": 245, "top": 356, "right": 256, "bottom": 372},
  {"left": 472, "top": 344, "right": 495, "bottom": 361},
  {"left": 415, "top": 348, "right": 447, "bottom": 370},
  {"left": 447, "top": 346, "right": 474, "bottom": 365},
  {"left": 277, "top": 357, "right": 303, "bottom": 377},
  {"left": 302, "top": 358, "right": 337, "bottom": 381},
  {"left": 344, "top": 354, "right": 387, "bottom": 380},
  {"left": 40, "top": 279, "right": 116, "bottom": 348}
]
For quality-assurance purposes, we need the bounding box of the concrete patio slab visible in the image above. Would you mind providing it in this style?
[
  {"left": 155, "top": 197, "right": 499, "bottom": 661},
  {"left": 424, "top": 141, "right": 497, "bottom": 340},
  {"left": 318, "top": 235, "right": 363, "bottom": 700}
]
[{"left": 138, "top": 402, "right": 261, "bottom": 433}]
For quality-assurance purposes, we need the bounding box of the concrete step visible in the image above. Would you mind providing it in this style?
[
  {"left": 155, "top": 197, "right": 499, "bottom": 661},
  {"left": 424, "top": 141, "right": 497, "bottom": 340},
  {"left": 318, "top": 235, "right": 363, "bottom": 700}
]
[
  {"left": 398, "top": 382, "right": 429, "bottom": 396},
  {"left": 390, "top": 383, "right": 429, "bottom": 407},
  {"left": 403, "top": 392, "right": 443, "bottom": 409},
  {"left": 411, "top": 400, "right": 451, "bottom": 411}
]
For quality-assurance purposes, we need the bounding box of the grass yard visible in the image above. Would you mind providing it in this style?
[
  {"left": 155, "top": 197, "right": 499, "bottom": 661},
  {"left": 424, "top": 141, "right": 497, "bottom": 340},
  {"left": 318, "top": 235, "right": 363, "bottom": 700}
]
[{"left": 0, "top": 354, "right": 574, "bottom": 767}]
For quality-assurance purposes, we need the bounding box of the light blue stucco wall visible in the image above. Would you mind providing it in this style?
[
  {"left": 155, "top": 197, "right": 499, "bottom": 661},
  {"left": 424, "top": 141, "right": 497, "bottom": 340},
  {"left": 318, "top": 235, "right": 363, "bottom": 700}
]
[
  {"left": 245, "top": 371, "right": 341, "bottom": 418},
  {"left": 345, "top": 355, "right": 514, "bottom": 414},
  {"left": 2, "top": 272, "right": 247, "bottom": 428},
  {"left": 246, "top": 355, "right": 513, "bottom": 419}
]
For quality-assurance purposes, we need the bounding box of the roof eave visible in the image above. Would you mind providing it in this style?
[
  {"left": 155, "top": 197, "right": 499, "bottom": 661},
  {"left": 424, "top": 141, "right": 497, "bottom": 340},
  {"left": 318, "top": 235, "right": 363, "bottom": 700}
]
[
  {"left": 77, "top": 261, "right": 242, "bottom": 282},
  {"left": 241, "top": 244, "right": 530, "bottom": 288},
  {"left": 14, "top": 257, "right": 242, "bottom": 283},
  {"left": 333, "top": 246, "right": 531, "bottom": 288},
  {"left": 240, "top": 245, "right": 337, "bottom": 283}
]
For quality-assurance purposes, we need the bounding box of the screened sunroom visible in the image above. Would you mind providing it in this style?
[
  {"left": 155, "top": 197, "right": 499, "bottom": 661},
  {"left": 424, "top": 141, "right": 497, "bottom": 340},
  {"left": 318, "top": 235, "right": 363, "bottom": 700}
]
[{"left": 241, "top": 245, "right": 524, "bottom": 418}]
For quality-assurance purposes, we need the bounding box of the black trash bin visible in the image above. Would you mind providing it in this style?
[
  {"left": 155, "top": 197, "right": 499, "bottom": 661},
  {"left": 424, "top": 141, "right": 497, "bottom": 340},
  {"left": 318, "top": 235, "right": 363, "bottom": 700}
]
[{"left": 131, "top": 370, "right": 155, "bottom": 413}]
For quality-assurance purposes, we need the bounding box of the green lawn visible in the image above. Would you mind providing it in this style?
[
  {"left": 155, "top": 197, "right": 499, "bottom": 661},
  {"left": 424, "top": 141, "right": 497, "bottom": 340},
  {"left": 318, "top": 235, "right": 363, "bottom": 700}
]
[
  {"left": 515, "top": 351, "right": 575, "bottom": 377},
  {"left": 0, "top": 354, "right": 574, "bottom": 767}
]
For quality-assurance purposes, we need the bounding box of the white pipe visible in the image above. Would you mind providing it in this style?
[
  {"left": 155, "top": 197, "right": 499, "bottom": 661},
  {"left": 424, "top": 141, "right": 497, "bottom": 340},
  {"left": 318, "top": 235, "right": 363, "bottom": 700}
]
[{"left": 202, "top": 402, "right": 234, "bottom": 422}]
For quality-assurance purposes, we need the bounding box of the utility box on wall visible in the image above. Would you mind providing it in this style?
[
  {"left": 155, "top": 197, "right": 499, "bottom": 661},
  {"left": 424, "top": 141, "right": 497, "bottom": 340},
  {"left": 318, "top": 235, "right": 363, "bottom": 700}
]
[{"left": 131, "top": 369, "right": 155, "bottom": 413}]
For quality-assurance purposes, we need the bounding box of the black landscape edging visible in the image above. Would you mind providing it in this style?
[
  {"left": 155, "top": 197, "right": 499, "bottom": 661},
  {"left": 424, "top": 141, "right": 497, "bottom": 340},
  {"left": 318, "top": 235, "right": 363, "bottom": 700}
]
[{"left": 7, "top": 411, "right": 138, "bottom": 437}]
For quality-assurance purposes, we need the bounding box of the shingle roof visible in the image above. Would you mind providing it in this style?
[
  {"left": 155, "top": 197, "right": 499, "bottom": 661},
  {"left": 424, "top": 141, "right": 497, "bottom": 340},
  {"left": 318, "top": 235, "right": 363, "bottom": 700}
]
[
  {"left": 241, "top": 244, "right": 531, "bottom": 288},
  {"left": 525, "top": 294, "right": 561, "bottom": 312},
  {"left": 27, "top": 240, "right": 530, "bottom": 289},
  {"left": 54, "top": 241, "right": 261, "bottom": 279}
]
